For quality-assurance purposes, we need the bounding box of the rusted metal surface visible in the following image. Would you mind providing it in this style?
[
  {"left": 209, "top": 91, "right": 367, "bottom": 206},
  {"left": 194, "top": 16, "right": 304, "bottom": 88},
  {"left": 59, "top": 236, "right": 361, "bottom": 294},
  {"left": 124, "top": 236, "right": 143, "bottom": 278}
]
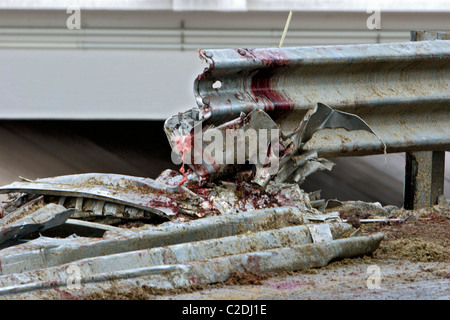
[{"left": 411, "top": 30, "right": 450, "bottom": 41}]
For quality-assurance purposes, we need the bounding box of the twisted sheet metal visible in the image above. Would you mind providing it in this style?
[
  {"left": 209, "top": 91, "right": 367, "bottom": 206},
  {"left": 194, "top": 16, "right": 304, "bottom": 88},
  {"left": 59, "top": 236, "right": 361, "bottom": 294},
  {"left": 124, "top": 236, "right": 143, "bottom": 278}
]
[
  {"left": 0, "top": 204, "right": 74, "bottom": 248},
  {"left": 194, "top": 40, "right": 450, "bottom": 157},
  {"left": 0, "top": 173, "right": 197, "bottom": 218}
]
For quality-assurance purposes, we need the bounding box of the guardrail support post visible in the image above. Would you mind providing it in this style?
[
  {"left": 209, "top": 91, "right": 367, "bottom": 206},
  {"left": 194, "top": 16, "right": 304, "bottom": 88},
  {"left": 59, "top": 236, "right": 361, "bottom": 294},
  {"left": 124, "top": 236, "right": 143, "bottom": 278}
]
[
  {"left": 404, "top": 30, "right": 448, "bottom": 210},
  {"left": 404, "top": 151, "right": 445, "bottom": 210}
]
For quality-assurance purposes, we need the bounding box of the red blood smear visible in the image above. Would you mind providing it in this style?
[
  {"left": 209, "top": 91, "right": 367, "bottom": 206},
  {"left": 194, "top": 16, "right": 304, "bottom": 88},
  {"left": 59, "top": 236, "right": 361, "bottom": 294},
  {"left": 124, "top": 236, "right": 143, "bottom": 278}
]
[
  {"left": 179, "top": 176, "right": 189, "bottom": 186},
  {"left": 174, "top": 135, "right": 193, "bottom": 175},
  {"left": 250, "top": 68, "right": 294, "bottom": 117},
  {"left": 244, "top": 49, "right": 295, "bottom": 117}
]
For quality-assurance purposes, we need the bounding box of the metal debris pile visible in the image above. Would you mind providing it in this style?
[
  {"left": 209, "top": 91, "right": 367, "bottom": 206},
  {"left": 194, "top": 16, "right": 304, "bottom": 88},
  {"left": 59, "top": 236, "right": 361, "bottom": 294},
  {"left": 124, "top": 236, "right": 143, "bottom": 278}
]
[
  {"left": 0, "top": 102, "right": 386, "bottom": 299},
  {"left": 0, "top": 102, "right": 382, "bottom": 236},
  {"left": 164, "top": 103, "right": 384, "bottom": 187},
  {"left": 0, "top": 45, "right": 395, "bottom": 299},
  {"left": 1, "top": 169, "right": 315, "bottom": 225}
]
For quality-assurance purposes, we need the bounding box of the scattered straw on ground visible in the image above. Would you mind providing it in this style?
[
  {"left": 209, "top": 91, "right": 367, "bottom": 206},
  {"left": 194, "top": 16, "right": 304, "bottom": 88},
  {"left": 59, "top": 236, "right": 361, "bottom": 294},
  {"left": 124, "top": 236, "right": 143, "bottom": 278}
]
[{"left": 362, "top": 211, "right": 450, "bottom": 263}]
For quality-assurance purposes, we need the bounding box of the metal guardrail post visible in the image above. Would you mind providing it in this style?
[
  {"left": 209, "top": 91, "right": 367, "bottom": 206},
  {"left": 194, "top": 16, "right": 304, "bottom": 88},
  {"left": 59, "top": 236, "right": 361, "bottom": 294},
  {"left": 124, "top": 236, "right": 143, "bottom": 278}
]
[{"left": 404, "top": 30, "right": 449, "bottom": 209}]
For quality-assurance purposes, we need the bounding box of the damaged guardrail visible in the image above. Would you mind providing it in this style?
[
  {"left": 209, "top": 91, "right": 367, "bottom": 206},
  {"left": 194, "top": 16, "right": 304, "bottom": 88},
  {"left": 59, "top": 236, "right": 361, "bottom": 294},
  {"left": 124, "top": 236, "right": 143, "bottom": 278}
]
[
  {"left": 190, "top": 39, "right": 449, "bottom": 157},
  {"left": 0, "top": 31, "right": 448, "bottom": 299}
]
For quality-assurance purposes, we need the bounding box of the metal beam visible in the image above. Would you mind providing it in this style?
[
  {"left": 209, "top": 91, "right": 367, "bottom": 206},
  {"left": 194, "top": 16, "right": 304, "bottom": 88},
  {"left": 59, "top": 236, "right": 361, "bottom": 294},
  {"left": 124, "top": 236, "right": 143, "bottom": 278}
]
[{"left": 194, "top": 40, "right": 450, "bottom": 158}]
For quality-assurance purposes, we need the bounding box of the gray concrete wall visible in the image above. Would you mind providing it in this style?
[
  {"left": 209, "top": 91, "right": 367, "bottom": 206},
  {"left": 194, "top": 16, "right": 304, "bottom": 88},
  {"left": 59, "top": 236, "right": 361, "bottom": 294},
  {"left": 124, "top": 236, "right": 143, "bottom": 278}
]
[{"left": 0, "top": 6, "right": 448, "bottom": 119}]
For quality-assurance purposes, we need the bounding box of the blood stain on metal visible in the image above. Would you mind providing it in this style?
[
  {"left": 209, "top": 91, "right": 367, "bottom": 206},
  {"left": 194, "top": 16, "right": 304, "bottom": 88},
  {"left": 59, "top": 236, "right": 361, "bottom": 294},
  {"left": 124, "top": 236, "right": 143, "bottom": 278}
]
[{"left": 250, "top": 68, "right": 295, "bottom": 116}]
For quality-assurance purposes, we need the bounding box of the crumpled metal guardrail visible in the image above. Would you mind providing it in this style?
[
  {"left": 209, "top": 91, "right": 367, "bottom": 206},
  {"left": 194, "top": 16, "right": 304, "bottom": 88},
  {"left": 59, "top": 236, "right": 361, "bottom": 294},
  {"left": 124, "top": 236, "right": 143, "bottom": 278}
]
[
  {"left": 4, "top": 33, "right": 449, "bottom": 299},
  {"left": 191, "top": 40, "right": 449, "bottom": 157},
  {"left": 165, "top": 35, "right": 449, "bottom": 208}
]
